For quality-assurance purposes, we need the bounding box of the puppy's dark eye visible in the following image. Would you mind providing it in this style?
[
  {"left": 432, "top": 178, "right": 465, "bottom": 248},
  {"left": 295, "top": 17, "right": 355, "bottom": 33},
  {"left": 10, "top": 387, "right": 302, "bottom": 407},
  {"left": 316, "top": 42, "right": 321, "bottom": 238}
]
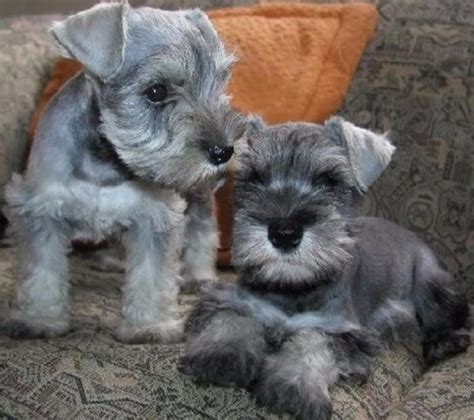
[
  {"left": 247, "top": 169, "right": 265, "bottom": 184},
  {"left": 144, "top": 84, "right": 168, "bottom": 103},
  {"left": 313, "top": 172, "right": 339, "bottom": 188}
]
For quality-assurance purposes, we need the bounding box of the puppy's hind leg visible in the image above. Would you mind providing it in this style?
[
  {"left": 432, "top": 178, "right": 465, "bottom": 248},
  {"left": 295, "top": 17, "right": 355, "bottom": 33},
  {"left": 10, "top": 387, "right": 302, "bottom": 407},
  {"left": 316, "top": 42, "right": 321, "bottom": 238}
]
[
  {"left": 115, "top": 219, "right": 184, "bottom": 344},
  {"left": 3, "top": 208, "right": 71, "bottom": 338},
  {"left": 181, "top": 191, "right": 219, "bottom": 293},
  {"left": 412, "top": 250, "right": 470, "bottom": 365}
]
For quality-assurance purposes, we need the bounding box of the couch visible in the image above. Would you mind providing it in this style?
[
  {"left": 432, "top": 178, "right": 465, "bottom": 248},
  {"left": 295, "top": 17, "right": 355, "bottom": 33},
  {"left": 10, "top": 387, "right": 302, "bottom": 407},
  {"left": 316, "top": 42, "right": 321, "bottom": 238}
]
[{"left": 0, "top": 0, "right": 472, "bottom": 418}]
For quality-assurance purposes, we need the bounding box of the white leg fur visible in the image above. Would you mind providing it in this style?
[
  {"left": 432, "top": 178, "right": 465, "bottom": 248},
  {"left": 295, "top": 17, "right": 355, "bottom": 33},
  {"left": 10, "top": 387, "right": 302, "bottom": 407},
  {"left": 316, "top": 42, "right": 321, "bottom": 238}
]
[
  {"left": 255, "top": 330, "right": 338, "bottom": 420},
  {"left": 182, "top": 192, "right": 218, "bottom": 292},
  {"left": 7, "top": 214, "right": 71, "bottom": 338},
  {"left": 4, "top": 176, "right": 187, "bottom": 342},
  {"left": 115, "top": 218, "right": 184, "bottom": 343}
]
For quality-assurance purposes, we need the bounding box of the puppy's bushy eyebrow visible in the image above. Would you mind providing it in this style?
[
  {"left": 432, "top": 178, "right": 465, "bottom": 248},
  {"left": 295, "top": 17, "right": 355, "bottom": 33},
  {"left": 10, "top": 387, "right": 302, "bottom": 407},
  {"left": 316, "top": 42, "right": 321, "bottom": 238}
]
[
  {"left": 311, "top": 157, "right": 353, "bottom": 186},
  {"left": 110, "top": 48, "right": 185, "bottom": 91}
]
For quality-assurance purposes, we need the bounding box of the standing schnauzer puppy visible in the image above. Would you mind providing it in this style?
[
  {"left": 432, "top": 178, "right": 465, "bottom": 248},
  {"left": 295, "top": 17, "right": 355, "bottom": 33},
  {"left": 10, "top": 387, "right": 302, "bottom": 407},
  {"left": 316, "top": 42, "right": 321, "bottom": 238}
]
[
  {"left": 3, "top": 2, "right": 244, "bottom": 343},
  {"left": 181, "top": 118, "right": 470, "bottom": 419}
]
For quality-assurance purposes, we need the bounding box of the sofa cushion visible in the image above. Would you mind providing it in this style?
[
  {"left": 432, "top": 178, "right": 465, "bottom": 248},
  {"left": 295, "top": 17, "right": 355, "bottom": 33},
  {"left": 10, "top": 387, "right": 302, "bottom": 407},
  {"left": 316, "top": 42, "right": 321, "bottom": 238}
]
[
  {"left": 0, "top": 245, "right": 429, "bottom": 419},
  {"left": 386, "top": 344, "right": 474, "bottom": 420},
  {"left": 208, "top": 2, "right": 377, "bottom": 124},
  {"left": 0, "top": 15, "right": 64, "bottom": 208}
]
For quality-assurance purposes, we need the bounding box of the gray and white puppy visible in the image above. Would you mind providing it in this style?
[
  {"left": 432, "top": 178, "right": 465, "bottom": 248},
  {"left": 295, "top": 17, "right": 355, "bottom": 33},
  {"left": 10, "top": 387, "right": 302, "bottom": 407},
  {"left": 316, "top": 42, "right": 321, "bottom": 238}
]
[
  {"left": 181, "top": 118, "right": 470, "bottom": 419},
  {"left": 3, "top": 2, "right": 244, "bottom": 343}
]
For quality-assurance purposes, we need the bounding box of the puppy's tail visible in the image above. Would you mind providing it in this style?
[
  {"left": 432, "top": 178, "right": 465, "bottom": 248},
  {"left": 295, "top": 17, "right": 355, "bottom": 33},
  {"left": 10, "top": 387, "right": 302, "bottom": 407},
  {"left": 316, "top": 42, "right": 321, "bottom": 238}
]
[{"left": 412, "top": 251, "right": 470, "bottom": 365}]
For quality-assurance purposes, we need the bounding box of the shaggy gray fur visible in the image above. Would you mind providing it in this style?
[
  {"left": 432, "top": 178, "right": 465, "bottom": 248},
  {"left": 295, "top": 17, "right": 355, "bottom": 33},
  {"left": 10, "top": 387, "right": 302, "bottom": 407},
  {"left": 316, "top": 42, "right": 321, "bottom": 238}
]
[
  {"left": 182, "top": 118, "right": 470, "bottom": 419},
  {"left": 2, "top": 2, "right": 244, "bottom": 343}
]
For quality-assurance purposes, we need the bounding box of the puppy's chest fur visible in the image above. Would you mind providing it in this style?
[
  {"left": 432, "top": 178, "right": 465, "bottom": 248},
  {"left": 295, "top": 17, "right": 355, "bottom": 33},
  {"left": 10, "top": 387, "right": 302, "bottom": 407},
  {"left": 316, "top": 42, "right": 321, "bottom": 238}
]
[
  {"left": 211, "top": 281, "right": 351, "bottom": 339},
  {"left": 26, "top": 180, "right": 186, "bottom": 242},
  {"left": 81, "top": 182, "right": 185, "bottom": 240},
  {"left": 245, "top": 284, "right": 339, "bottom": 315}
]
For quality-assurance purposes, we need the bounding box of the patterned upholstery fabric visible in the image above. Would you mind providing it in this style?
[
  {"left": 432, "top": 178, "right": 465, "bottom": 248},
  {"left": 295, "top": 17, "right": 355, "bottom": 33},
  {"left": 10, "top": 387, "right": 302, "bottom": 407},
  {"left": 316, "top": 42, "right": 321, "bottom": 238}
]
[
  {"left": 338, "top": 0, "right": 474, "bottom": 301},
  {"left": 0, "top": 0, "right": 472, "bottom": 418},
  {"left": 386, "top": 344, "right": 474, "bottom": 420},
  {"left": 0, "top": 246, "right": 425, "bottom": 419}
]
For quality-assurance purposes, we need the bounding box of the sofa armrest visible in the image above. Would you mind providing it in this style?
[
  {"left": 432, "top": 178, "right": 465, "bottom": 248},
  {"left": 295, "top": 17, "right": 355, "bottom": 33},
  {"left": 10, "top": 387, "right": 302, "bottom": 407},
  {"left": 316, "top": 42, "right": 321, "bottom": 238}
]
[
  {"left": 0, "top": 15, "right": 62, "bottom": 203},
  {"left": 385, "top": 343, "right": 473, "bottom": 419}
]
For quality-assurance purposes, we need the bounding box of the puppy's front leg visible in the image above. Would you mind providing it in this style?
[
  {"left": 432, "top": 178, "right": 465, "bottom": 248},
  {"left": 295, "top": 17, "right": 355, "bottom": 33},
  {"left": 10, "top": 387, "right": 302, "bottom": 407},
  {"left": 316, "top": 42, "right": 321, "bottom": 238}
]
[
  {"left": 3, "top": 215, "right": 71, "bottom": 338},
  {"left": 181, "top": 190, "right": 219, "bottom": 293},
  {"left": 255, "top": 330, "right": 338, "bottom": 420},
  {"left": 181, "top": 310, "right": 265, "bottom": 387},
  {"left": 115, "top": 219, "right": 183, "bottom": 344}
]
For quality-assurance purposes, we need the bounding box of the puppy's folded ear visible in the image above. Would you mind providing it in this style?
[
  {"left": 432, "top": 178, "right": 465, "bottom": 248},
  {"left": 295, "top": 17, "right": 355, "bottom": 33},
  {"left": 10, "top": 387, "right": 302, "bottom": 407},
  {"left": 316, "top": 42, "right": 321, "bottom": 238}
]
[
  {"left": 246, "top": 114, "right": 267, "bottom": 135},
  {"left": 185, "top": 9, "right": 236, "bottom": 70},
  {"left": 186, "top": 9, "right": 218, "bottom": 41},
  {"left": 233, "top": 115, "right": 265, "bottom": 171},
  {"left": 235, "top": 115, "right": 266, "bottom": 153},
  {"left": 325, "top": 117, "right": 395, "bottom": 192},
  {"left": 50, "top": 2, "right": 128, "bottom": 81}
]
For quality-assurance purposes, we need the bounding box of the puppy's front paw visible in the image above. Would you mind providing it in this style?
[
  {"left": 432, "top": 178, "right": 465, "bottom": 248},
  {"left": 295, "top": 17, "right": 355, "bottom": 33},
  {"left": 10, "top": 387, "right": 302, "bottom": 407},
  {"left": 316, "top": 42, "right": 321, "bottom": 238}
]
[
  {"left": 423, "top": 329, "right": 470, "bottom": 365},
  {"left": 1, "top": 315, "right": 70, "bottom": 339},
  {"left": 115, "top": 319, "right": 184, "bottom": 344},
  {"left": 179, "top": 277, "right": 216, "bottom": 294},
  {"left": 180, "top": 266, "right": 218, "bottom": 294},
  {"left": 180, "top": 343, "right": 262, "bottom": 388},
  {"left": 254, "top": 376, "right": 332, "bottom": 420}
]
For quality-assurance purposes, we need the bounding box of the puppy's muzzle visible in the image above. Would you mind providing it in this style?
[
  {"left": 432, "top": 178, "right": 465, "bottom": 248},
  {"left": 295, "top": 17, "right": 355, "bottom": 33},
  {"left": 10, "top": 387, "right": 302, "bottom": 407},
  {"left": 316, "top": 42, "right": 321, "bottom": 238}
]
[
  {"left": 208, "top": 145, "right": 234, "bottom": 166},
  {"left": 268, "top": 219, "right": 303, "bottom": 251}
]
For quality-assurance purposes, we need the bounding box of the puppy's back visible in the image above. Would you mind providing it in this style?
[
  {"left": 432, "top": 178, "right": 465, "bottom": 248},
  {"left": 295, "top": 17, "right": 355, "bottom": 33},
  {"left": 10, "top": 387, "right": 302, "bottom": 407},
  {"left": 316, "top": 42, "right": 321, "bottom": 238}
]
[{"left": 350, "top": 216, "right": 469, "bottom": 351}]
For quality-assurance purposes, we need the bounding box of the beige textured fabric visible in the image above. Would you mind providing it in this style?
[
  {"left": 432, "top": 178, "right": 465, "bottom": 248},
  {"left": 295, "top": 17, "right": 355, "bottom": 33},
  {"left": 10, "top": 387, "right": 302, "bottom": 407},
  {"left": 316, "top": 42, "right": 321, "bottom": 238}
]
[
  {"left": 0, "top": 245, "right": 426, "bottom": 419},
  {"left": 0, "top": 16, "right": 62, "bottom": 204},
  {"left": 386, "top": 344, "right": 474, "bottom": 420}
]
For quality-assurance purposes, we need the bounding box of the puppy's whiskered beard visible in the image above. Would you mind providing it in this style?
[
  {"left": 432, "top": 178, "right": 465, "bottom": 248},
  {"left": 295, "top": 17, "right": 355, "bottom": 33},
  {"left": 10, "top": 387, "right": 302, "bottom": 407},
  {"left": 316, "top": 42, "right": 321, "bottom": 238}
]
[
  {"left": 100, "top": 103, "right": 240, "bottom": 192},
  {"left": 233, "top": 127, "right": 357, "bottom": 289},
  {"left": 233, "top": 212, "right": 354, "bottom": 287},
  {"left": 100, "top": 88, "right": 242, "bottom": 193}
]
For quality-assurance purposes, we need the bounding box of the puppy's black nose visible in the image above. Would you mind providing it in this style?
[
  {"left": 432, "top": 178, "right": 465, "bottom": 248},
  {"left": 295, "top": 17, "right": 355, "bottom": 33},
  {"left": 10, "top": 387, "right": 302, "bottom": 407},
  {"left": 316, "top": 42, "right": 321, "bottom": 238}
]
[
  {"left": 208, "top": 145, "right": 234, "bottom": 166},
  {"left": 268, "top": 220, "right": 303, "bottom": 251}
]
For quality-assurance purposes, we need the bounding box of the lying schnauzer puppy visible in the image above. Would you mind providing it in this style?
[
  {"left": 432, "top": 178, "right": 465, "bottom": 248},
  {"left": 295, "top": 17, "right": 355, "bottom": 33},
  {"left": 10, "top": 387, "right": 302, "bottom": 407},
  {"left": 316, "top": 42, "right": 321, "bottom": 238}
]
[
  {"left": 181, "top": 118, "right": 470, "bottom": 419},
  {"left": 3, "top": 2, "right": 244, "bottom": 343}
]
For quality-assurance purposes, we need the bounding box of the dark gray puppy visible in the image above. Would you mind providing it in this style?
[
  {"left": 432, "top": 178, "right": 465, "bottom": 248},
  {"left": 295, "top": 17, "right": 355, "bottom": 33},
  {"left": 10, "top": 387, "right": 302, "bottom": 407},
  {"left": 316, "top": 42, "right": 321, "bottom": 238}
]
[
  {"left": 3, "top": 2, "right": 244, "bottom": 343},
  {"left": 181, "top": 118, "right": 470, "bottom": 419}
]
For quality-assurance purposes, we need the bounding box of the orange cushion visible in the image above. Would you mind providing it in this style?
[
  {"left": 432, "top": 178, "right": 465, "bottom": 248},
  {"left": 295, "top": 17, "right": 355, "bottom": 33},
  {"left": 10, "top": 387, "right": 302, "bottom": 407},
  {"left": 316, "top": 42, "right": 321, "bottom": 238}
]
[
  {"left": 29, "top": 3, "right": 377, "bottom": 266},
  {"left": 209, "top": 2, "right": 377, "bottom": 123}
]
